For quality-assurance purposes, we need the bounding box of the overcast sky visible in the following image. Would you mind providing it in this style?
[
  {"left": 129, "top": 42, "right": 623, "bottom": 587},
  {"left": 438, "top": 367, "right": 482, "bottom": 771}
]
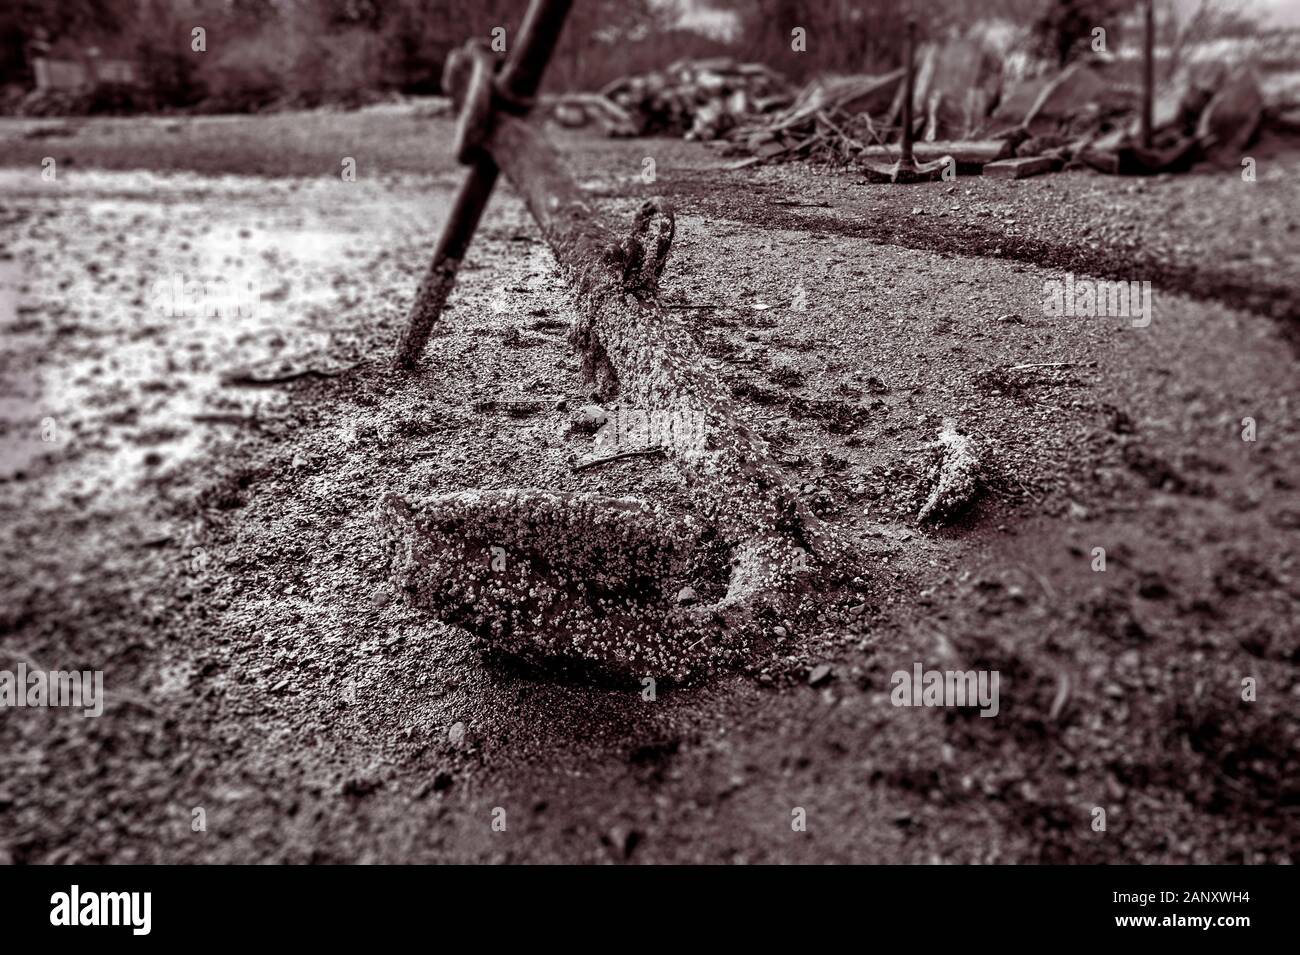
[
  {"left": 673, "top": 0, "right": 1300, "bottom": 34},
  {"left": 1173, "top": 0, "right": 1300, "bottom": 26},
  {"left": 1242, "top": 0, "right": 1300, "bottom": 26}
]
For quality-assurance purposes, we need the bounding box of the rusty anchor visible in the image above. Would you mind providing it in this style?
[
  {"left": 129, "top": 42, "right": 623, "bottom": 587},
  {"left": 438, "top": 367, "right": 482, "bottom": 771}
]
[
  {"left": 861, "top": 20, "right": 955, "bottom": 184},
  {"left": 385, "top": 0, "right": 862, "bottom": 683}
]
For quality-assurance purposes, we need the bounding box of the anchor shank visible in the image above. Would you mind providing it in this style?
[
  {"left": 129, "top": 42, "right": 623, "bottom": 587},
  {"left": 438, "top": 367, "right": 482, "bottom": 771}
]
[{"left": 481, "top": 109, "right": 851, "bottom": 580}]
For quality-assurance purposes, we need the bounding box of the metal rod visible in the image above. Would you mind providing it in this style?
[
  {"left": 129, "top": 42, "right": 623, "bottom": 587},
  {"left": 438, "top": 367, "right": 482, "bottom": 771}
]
[
  {"left": 393, "top": 0, "right": 574, "bottom": 370},
  {"left": 900, "top": 19, "right": 916, "bottom": 165},
  {"left": 392, "top": 164, "right": 498, "bottom": 369},
  {"left": 499, "top": 0, "right": 573, "bottom": 100},
  {"left": 1141, "top": 0, "right": 1155, "bottom": 149}
]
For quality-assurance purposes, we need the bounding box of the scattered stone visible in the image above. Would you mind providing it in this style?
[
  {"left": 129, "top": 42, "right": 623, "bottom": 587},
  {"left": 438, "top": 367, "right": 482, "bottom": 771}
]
[
  {"left": 448, "top": 721, "right": 467, "bottom": 744},
  {"left": 1198, "top": 68, "right": 1263, "bottom": 165},
  {"left": 808, "top": 663, "right": 833, "bottom": 687},
  {"left": 1023, "top": 62, "right": 1113, "bottom": 133},
  {"left": 918, "top": 420, "right": 981, "bottom": 523},
  {"left": 341, "top": 775, "right": 380, "bottom": 797},
  {"left": 571, "top": 404, "right": 608, "bottom": 432},
  {"left": 606, "top": 825, "right": 643, "bottom": 859}
]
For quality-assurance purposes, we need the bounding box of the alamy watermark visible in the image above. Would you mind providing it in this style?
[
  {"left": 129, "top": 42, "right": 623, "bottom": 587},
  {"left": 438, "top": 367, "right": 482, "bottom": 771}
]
[
  {"left": 31, "top": 271, "right": 263, "bottom": 322},
  {"left": 0, "top": 663, "right": 104, "bottom": 718},
  {"left": 151, "top": 272, "right": 262, "bottom": 319},
  {"left": 890, "top": 662, "right": 1000, "bottom": 717},
  {"left": 50, "top": 885, "right": 150, "bottom": 935},
  {"left": 1042, "top": 273, "right": 1151, "bottom": 328},
  {"left": 593, "top": 404, "right": 706, "bottom": 455}
]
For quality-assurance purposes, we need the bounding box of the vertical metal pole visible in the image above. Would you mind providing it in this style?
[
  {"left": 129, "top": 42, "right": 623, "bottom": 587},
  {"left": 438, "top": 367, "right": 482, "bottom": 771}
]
[
  {"left": 1141, "top": 0, "right": 1155, "bottom": 149},
  {"left": 393, "top": 0, "right": 574, "bottom": 370},
  {"left": 498, "top": 0, "right": 573, "bottom": 100},
  {"left": 900, "top": 19, "right": 916, "bottom": 165}
]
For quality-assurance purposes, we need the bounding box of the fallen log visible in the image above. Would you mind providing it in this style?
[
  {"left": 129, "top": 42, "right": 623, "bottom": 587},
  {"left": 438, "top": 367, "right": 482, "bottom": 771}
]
[
  {"left": 382, "top": 43, "right": 859, "bottom": 682},
  {"left": 857, "top": 139, "right": 1011, "bottom": 167}
]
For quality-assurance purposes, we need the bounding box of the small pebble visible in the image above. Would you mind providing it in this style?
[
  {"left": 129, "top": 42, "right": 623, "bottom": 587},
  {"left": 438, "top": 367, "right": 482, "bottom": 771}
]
[{"left": 572, "top": 404, "right": 608, "bottom": 431}]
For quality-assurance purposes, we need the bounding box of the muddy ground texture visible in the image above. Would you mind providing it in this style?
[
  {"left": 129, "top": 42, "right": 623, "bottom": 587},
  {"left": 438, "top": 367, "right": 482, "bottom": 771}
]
[{"left": 0, "top": 110, "right": 1297, "bottom": 863}]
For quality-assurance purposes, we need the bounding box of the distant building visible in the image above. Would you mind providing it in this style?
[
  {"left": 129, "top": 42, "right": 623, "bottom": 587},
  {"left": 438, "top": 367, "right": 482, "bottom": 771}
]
[{"left": 30, "top": 42, "right": 137, "bottom": 91}]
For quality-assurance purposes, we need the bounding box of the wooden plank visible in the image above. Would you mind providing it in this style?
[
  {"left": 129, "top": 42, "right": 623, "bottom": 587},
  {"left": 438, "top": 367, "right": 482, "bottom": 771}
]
[{"left": 982, "top": 155, "right": 1056, "bottom": 179}]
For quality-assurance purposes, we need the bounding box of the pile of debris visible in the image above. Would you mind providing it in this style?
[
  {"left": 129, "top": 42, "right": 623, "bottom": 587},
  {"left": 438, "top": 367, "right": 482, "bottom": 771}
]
[
  {"left": 547, "top": 37, "right": 1006, "bottom": 168},
  {"left": 758, "top": 53, "right": 1285, "bottom": 178},
  {"left": 550, "top": 39, "right": 1295, "bottom": 180},
  {"left": 727, "top": 70, "right": 904, "bottom": 167},
  {"left": 548, "top": 57, "right": 792, "bottom": 139},
  {"left": 1068, "top": 63, "right": 1264, "bottom": 174}
]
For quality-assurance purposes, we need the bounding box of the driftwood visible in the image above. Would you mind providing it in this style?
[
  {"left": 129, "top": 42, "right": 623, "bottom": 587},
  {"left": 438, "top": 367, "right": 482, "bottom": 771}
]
[
  {"left": 489, "top": 113, "right": 851, "bottom": 565},
  {"left": 382, "top": 46, "right": 858, "bottom": 682},
  {"left": 857, "top": 139, "right": 1011, "bottom": 167}
]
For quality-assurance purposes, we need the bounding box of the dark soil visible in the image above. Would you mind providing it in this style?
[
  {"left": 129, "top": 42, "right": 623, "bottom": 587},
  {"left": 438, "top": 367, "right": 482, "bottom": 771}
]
[{"left": 0, "top": 111, "right": 1296, "bottom": 863}]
